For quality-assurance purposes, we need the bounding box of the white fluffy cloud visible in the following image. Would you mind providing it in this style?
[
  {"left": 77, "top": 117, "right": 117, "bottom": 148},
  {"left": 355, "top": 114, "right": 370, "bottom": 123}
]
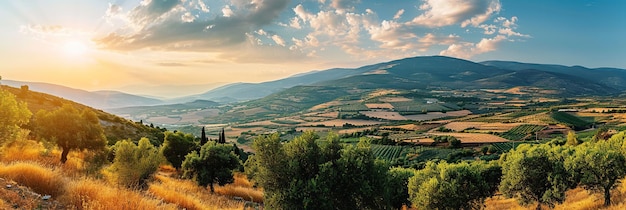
[
  {"left": 181, "top": 12, "right": 195, "bottom": 22},
  {"left": 440, "top": 35, "right": 506, "bottom": 58},
  {"left": 222, "top": 5, "right": 233, "bottom": 17},
  {"left": 412, "top": 0, "right": 501, "bottom": 27},
  {"left": 93, "top": 0, "right": 528, "bottom": 63}
]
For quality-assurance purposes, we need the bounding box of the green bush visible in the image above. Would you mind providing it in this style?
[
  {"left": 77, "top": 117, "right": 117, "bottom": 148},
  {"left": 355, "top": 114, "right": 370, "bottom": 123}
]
[{"left": 106, "top": 138, "right": 165, "bottom": 188}]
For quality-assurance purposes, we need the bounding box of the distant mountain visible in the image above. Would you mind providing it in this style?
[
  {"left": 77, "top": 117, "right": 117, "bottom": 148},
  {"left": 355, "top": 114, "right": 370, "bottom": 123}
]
[
  {"left": 2, "top": 80, "right": 164, "bottom": 109},
  {"left": 187, "top": 55, "right": 623, "bottom": 112},
  {"left": 474, "top": 69, "right": 618, "bottom": 95},
  {"left": 179, "top": 67, "right": 363, "bottom": 102},
  {"left": 107, "top": 99, "right": 219, "bottom": 116},
  {"left": 480, "top": 61, "right": 626, "bottom": 91},
  {"left": 316, "top": 56, "right": 512, "bottom": 89},
  {"left": 228, "top": 56, "right": 622, "bottom": 116}
]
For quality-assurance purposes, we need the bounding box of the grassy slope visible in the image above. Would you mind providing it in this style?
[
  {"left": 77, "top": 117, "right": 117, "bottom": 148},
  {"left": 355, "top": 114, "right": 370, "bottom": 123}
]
[
  {"left": 1, "top": 85, "right": 165, "bottom": 145},
  {"left": 0, "top": 139, "right": 260, "bottom": 209}
]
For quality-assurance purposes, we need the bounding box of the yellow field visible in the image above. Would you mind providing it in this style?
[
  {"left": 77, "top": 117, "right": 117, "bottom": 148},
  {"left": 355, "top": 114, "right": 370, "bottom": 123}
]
[
  {"left": 365, "top": 103, "right": 394, "bottom": 109},
  {"left": 300, "top": 119, "right": 385, "bottom": 127},
  {"left": 429, "top": 132, "right": 509, "bottom": 143}
]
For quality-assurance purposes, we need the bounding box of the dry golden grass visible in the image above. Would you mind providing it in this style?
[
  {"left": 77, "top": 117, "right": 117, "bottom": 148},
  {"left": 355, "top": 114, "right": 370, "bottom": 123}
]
[
  {"left": 61, "top": 178, "right": 177, "bottom": 210},
  {"left": 429, "top": 132, "right": 509, "bottom": 143},
  {"left": 0, "top": 139, "right": 86, "bottom": 177},
  {"left": 214, "top": 174, "right": 263, "bottom": 203},
  {"left": 149, "top": 174, "right": 246, "bottom": 210},
  {"left": 0, "top": 161, "right": 66, "bottom": 197},
  {"left": 486, "top": 181, "right": 626, "bottom": 210},
  {"left": 1, "top": 139, "right": 59, "bottom": 165}
]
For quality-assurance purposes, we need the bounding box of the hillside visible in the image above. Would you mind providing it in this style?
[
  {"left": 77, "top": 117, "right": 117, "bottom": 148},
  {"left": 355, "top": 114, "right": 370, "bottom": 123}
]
[
  {"left": 2, "top": 80, "right": 164, "bottom": 109},
  {"left": 0, "top": 85, "right": 166, "bottom": 145},
  {"left": 189, "top": 56, "right": 621, "bottom": 104},
  {"left": 480, "top": 60, "right": 626, "bottom": 91},
  {"left": 474, "top": 69, "right": 618, "bottom": 95},
  {"left": 179, "top": 67, "right": 360, "bottom": 102}
]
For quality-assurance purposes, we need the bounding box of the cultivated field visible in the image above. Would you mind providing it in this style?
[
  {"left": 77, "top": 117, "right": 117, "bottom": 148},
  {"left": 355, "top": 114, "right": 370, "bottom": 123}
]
[{"left": 429, "top": 132, "right": 509, "bottom": 143}]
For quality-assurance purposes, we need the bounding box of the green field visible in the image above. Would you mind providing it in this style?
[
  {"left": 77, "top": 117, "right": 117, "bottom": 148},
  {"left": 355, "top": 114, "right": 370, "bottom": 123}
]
[
  {"left": 500, "top": 124, "right": 547, "bottom": 140},
  {"left": 390, "top": 101, "right": 452, "bottom": 114},
  {"left": 551, "top": 111, "right": 593, "bottom": 130},
  {"left": 371, "top": 145, "right": 405, "bottom": 161}
]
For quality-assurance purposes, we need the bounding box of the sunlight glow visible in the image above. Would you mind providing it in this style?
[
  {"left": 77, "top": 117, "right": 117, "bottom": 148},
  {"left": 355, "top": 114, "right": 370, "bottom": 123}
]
[{"left": 62, "top": 41, "right": 89, "bottom": 56}]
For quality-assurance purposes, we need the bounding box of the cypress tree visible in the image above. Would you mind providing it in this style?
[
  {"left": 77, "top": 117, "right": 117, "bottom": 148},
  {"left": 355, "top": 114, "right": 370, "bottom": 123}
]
[
  {"left": 201, "top": 127, "right": 208, "bottom": 145},
  {"left": 219, "top": 128, "right": 226, "bottom": 144}
]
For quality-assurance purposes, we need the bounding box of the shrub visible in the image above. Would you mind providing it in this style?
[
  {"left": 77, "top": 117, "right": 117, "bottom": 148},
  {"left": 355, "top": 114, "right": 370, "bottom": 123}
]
[{"left": 105, "top": 138, "right": 165, "bottom": 188}]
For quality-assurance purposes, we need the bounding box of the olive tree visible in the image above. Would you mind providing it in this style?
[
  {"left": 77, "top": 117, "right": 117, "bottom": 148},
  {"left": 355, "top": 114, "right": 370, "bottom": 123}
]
[
  {"left": 34, "top": 104, "right": 106, "bottom": 163},
  {"left": 182, "top": 141, "right": 241, "bottom": 192}
]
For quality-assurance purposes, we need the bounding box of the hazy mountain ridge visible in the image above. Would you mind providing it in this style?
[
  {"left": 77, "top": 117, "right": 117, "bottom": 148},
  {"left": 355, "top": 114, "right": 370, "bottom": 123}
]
[
  {"left": 2, "top": 80, "right": 164, "bottom": 109},
  {"left": 480, "top": 60, "right": 626, "bottom": 90},
  {"left": 179, "top": 67, "right": 361, "bottom": 102}
]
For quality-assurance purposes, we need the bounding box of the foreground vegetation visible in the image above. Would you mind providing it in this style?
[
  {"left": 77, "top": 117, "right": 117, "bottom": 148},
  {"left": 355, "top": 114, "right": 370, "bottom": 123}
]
[{"left": 4, "top": 84, "right": 626, "bottom": 209}]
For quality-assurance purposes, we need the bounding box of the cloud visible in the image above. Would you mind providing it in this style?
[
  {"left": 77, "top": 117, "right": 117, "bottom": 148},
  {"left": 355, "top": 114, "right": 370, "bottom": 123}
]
[
  {"left": 289, "top": 17, "right": 302, "bottom": 29},
  {"left": 393, "top": 9, "right": 404, "bottom": 20},
  {"left": 222, "top": 5, "right": 233, "bottom": 17},
  {"left": 128, "top": 0, "right": 182, "bottom": 27},
  {"left": 196, "top": 0, "right": 209, "bottom": 12},
  {"left": 96, "top": 0, "right": 291, "bottom": 54},
  {"left": 440, "top": 35, "right": 506, "bottom": 58},
  {"left": 411, "top": 0, "right": 501, "bottom": 27},
  {"left": 271, "top": 34, "right": 286, "bottom": 46},
  {"left": 330, "top": 0, "right": 360, "bottom": 11},
  {"left": 106, "top": 3, "right": 123, "bottom": 17},
  {"left": 181, "top": 12, "right": 195, "bottom": 22}
]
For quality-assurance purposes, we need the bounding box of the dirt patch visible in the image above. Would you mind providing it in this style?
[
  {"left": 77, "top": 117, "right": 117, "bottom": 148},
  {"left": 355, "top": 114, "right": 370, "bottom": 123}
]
[
  {"left": 300, "top": 119, "right": 384, "bottom": 127},
  {"left": 361, "top": 111, "right": 406, "bottom": 120},
  {"left": 365, "top": 103, "right": 394, "bottom": 109},
  {"left": 379, "top": 97, "right": 412, "bottom": 102},
  {"left": 429, "top": 132, "right": 509, "bottom": 143},
  {"left": 444, "top": 122, "right": 486, "bottom": 131}
]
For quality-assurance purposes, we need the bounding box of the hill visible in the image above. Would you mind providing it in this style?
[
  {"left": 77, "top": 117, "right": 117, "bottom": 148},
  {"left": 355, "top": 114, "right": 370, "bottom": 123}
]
[
  {"left": 189, "top": 56, "right": 622, "bottom": 104},
  {"left": 0, "top": 85, "right": 166, "bottom": 145},
  {"left": 480, "top": 60, "right": 626, "bottom": 91},
  {"left": 2, "top": 80, "right": 164, "bottom": 109},
  {"left": 474, "top": 69, "right": 618, "bottom": 95},
  {"left": 179, "top": 67, "right": 361, "bottom": 102}
]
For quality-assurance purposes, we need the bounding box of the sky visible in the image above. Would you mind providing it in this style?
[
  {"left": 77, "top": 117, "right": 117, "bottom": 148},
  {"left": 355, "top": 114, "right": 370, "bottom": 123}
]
[{"left": 1, "top": 0, "right": 625, "bottom": 98}]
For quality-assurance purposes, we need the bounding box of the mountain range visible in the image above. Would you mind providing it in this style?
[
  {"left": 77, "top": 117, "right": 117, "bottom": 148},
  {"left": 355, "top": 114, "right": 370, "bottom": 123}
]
[
  {"left": 1, "top": 80, "right": 164, "bottom": 109},
  {"left": 4, "top": 56, "right": 625, "bottom": 110}
]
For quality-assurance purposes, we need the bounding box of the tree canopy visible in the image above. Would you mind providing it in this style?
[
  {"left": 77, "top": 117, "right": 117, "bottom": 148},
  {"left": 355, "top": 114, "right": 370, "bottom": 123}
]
[
  {"left": 0, "top": 89, "right": 32, "bottom": 144},
  {"left": 182, "top": 141, "right": 241, "bottom": 192},
  {"left": 161, "top": 131, "right": 196, "bottom": 169},
  {"left": 499, "top": 144, "right": 572, "bottom": 210},
  {"left": 34, "top": 104, "right": 106, "bottom": 163},
  {"left": 566, "top": 132, "right": 626, "bottom": 206},
  {"left": 107, "top": 138, "right": 165, "bottom": 188},
  {"left": 408, "top": 161, "right": 501, "bottom": 210},
  {"left": 247, "top": 131, "right": 389, "bottom": 209}
]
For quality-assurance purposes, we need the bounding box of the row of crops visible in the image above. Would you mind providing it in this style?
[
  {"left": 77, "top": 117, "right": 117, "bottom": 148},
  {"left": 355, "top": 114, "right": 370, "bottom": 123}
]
[
  {"left": 500, "top": 124, "right": 547, "bottom": 140},
  {"left": 371, "top": 145, "right": 406, "bottom": 161},
  {"left": 551, "top": 111, "right": 593, "bottom": 130}
]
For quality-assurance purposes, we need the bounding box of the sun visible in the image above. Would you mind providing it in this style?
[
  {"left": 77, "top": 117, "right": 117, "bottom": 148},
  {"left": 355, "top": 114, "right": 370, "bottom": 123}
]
[{"left": 62, "top": 40, "right": 89, "bottom": 56}]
